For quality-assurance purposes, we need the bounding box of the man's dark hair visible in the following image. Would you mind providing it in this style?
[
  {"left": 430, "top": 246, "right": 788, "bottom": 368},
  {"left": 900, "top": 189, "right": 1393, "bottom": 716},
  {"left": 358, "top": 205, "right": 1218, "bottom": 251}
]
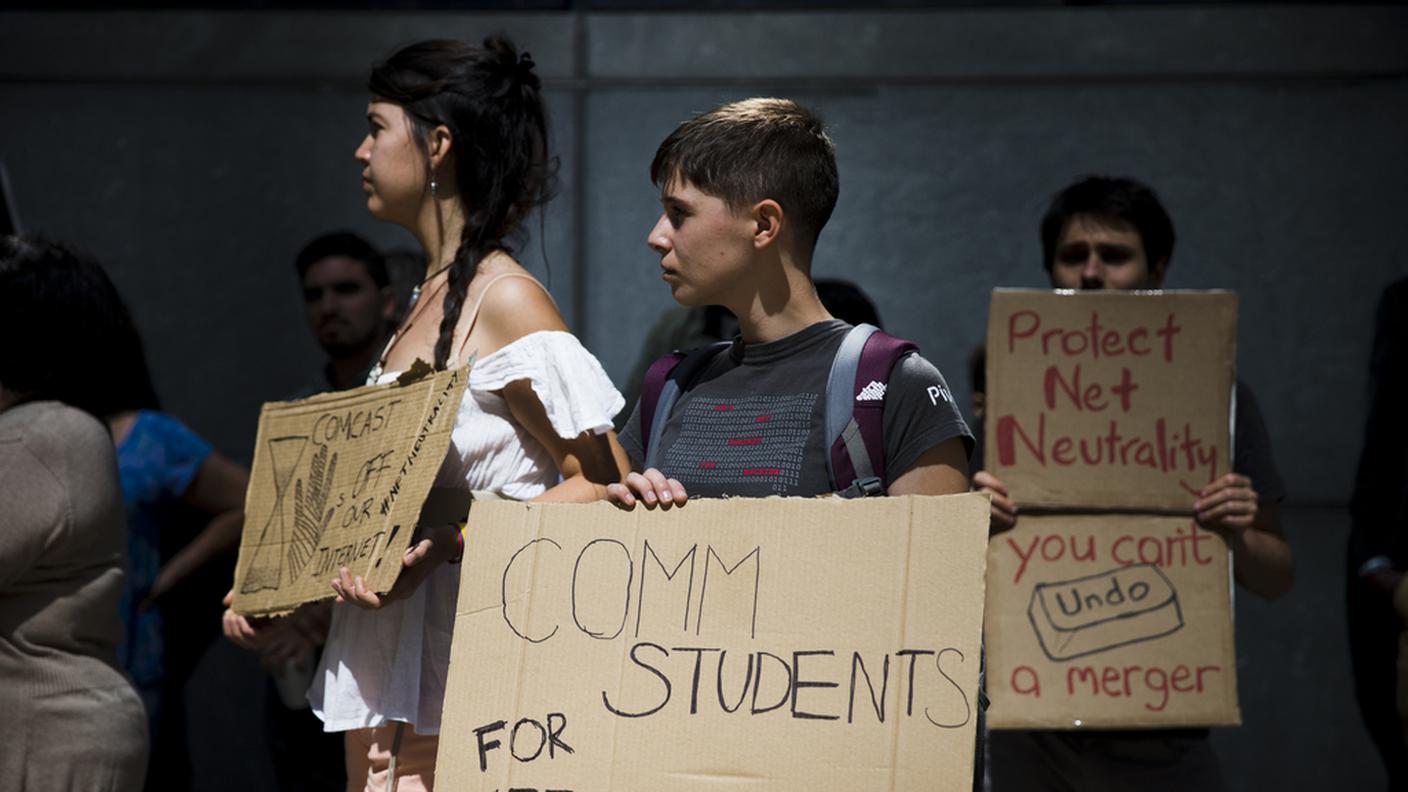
[
  {"left": 651, "top": 97, "right": 839, "bottom": 254},
  {"left": 295, "top": 231, "right": 389, "bottom": 289},
  {"left": 1039, "top": 176, "right": 1175, "bottom": 272}
]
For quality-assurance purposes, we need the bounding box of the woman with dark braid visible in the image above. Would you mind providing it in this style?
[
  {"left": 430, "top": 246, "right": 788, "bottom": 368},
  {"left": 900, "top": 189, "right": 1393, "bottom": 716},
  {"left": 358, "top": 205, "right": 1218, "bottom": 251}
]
[{"left": 224, "top": 36, "right": 628, "bottom": 791}]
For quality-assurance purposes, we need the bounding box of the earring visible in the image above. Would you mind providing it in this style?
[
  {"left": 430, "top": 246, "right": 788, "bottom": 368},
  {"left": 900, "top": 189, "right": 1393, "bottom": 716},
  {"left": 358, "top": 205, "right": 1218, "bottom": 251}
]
[{"left": 430, "top": 174, "right": 439, "bottom": 198}]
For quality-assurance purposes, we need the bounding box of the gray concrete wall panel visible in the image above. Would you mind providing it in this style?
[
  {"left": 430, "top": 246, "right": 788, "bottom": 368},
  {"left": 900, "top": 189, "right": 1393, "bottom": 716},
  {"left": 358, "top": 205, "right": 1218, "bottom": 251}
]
[
  {"left": 0, "top": 12, "right": 577, "bottom": 83},
  {"left": 588, "top": 7, "right": 1408, "bottom": 81}
]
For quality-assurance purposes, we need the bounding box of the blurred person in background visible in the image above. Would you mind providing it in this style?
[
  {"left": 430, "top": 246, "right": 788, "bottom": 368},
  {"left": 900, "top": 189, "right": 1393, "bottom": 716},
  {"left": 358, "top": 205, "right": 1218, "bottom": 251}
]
[
  {"left": 0, "top": 233, "right": 149, "bottom": 789},
  {"left": 293, "top": 231, "right": 398, "bottom": 394},
  {"left": 1348, "top": 276, "right": 1408, "bottom": 792},
  {"left": 0, "top": 232, "right": 250, "bottom": 789}
]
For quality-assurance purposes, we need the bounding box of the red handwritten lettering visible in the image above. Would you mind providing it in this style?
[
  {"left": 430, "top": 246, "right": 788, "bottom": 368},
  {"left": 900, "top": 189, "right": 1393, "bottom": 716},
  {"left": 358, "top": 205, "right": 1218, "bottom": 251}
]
[
  {"left": 1012, "top": 666, "right": 1041, "bottom": 697},
  {"left": 1003, "top": 310, "right": 1183, "bottom": 363}
]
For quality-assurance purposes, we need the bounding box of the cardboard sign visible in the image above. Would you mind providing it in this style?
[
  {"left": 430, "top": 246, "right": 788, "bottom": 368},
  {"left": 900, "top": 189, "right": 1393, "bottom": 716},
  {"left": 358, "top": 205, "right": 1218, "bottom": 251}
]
[
  {"left": 984, "top": 290, "right": 1237, "bottom": 512},
  {"left": 437, "top": 494, "right": 991, "bottom": 791},
  {"left": 984, "top": 514, "right": 1239, "bottom": 729},
  {"left": 230, "top": 367, "right": 467, "bottom": 616}
]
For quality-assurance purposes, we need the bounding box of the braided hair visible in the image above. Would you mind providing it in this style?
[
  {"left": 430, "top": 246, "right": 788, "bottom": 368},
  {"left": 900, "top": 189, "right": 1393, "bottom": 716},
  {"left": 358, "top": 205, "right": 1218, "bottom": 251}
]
[{"left": 368, "top": 35, "right": 556, "bottom": 370}]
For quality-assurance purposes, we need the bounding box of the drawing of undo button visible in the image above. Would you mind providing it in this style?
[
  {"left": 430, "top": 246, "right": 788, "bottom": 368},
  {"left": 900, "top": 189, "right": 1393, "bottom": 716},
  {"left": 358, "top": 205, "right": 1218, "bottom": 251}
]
[{"left": 1027, "top": 563, "right": 1184, "bottom": 662}]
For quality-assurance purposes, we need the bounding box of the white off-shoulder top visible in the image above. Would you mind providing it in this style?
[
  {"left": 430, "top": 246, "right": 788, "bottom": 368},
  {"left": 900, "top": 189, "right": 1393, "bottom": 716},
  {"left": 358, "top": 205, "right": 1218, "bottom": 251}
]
[{"left": 308, "top": 330, "right": 623, "bottom": 735}]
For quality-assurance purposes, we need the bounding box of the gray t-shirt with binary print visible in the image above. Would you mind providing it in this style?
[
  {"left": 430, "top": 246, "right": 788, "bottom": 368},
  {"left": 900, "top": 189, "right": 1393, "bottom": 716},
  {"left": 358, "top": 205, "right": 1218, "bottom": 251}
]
[{"left": 619, "top": 320, "right": 973, "bottom": 497}]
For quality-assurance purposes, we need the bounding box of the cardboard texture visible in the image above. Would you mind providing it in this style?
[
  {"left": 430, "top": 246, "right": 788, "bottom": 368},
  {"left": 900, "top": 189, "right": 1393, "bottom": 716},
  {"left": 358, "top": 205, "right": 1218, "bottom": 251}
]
[
  {"left": 230, "top": 367, "right": 468, "bottom": 616},
  {"left": 437, "top": 494, "right": 991, "bottom": 791},
  {"left": 984, "top": 290, "right": 1238, "bottom": 512},
  {"left": 984, "top": 514, "right": 1239, "bottom": 729}
]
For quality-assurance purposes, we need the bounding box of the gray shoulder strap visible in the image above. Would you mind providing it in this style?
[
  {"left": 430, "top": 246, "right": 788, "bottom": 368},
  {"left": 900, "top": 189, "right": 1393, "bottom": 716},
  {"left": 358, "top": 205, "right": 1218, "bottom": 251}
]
[
  {"left": 824, "top": 324, "right": 878, "bottom": 481},
  {"left": 643, "top": 341, "right": 730, "bottom": 471},
  {"left": 644, "top": 377, "right": 681, "bottom": 471}
]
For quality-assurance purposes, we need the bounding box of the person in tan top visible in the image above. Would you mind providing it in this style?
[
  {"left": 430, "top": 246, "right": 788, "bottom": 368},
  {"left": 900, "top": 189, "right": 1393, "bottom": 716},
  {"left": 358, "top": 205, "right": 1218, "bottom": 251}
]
[{"left": 1, "top": 234, "right": 148, "bottom": 790}]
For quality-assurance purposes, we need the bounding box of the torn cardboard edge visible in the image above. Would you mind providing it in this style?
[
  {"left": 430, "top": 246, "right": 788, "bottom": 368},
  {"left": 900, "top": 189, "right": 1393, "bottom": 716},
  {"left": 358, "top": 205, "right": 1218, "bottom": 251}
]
[{"left": 229, "top": 365, "right": 469, "bottom": 617}]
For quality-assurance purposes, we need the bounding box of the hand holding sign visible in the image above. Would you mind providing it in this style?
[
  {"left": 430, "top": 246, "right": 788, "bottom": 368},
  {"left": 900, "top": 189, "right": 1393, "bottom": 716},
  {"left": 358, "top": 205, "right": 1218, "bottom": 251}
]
[
  {"left": 972, "top": 470, "right": 1018, "bottom": 533},
  {"left": 330, "top": 520, "right": 461, "bottom": 609},
  {"left": 229, "top": 368, "right": 468, "bottom": 616},
  {"left": 982, "top": 290, "right": 1241, "bottom": 729},
  {"left": 606, "top": 467, "right": 689, "bottom": 510},
  {"left": 1193, "top": 473, "right": 1260, "bottom": 532}
]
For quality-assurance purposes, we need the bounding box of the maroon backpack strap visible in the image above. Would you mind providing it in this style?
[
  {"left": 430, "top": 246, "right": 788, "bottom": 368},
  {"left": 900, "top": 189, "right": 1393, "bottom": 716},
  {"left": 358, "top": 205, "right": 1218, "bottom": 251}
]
[
  {"left": 828, "top": 325, "right": 918, "bottom": 496},
  {"left": 639, "top": 342, "right": 732, "bottom": 469},
  {"left": 639, "top": 351, "right": 687, "bottom": 461}
]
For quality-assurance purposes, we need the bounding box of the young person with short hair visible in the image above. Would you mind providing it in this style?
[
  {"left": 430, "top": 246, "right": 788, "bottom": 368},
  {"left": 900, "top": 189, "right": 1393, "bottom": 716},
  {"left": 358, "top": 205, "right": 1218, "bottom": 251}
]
[
  {"left": 607, "top": 96, "right": 981, "bottom": 787},
  {"left": 608, "top": 97, "right": 971, "bottom": 512}
]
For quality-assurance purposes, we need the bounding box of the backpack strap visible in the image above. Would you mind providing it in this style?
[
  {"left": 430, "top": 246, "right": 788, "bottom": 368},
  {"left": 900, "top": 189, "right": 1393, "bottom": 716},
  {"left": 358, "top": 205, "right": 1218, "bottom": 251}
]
[
  {"left": 825, "top": 323, "right": 918, "bottom": 497},
  {"left": 640, "top": 341, "right": 731, "bottom": 471}
]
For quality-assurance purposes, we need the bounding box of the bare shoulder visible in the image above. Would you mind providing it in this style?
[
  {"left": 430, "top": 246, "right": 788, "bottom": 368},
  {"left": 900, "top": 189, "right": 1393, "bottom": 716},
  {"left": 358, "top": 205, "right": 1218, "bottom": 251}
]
[{"left": 471, "top": 254, "right": 568, "bottom": 353}]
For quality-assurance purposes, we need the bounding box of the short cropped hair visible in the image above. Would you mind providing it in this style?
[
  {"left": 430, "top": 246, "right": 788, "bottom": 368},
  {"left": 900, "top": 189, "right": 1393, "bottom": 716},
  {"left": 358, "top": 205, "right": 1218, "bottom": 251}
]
[
  {"left": 1039, "top": 176, "right": 1175, "bottom": 272},
  {"left": 651, "top": 97, "right": 839, "bottom": 251},
  {"left": 295, "top": 231, "right": 389, "bottom": 289}
]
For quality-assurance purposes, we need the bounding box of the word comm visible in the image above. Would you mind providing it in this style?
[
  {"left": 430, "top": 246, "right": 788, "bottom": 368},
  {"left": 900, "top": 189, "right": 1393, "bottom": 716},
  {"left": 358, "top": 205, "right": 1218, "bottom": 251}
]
[{"left": 501, "top": 538, "right": 762, "bottom": 644}]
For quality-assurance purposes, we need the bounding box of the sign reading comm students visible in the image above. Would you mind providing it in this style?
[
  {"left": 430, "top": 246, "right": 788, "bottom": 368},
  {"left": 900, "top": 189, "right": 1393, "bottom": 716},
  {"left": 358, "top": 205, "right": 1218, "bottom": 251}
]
[
  {"left": 230, "top": 365, "right": 467, "bottom": 616},
  {"left": 436, "top": 495, "right": 991, "bottom": 791}
]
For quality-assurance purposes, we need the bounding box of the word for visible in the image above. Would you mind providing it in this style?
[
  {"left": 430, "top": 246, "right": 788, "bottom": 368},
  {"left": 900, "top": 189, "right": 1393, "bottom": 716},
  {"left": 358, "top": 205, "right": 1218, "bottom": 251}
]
[
  {"left": 1010, "top": 663, "right": 1223, "bottom": 713},
  {"left": 993, "top": 414, "right": 1219, "bottom": 484},
  {"left": 601, "top": 643, "right": 971, "bottom": 730},
  {"left": 1007, "top": 524, "right": 1215, "bottom": 585},
  {"left": 472, "top": 713, "right": 573, "bottom": 773},
  {"left": 502, "top": 538, "right": 761, "bottom": 644},
  {"left": 1006, "top": 310, "right": 1183, "bottom": 363},
  {"left": 310, "top": 530, "right": 386, "bottom": 578},
  {"left": 310, "top": 399, "right": 403, "bottom": 448}
]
